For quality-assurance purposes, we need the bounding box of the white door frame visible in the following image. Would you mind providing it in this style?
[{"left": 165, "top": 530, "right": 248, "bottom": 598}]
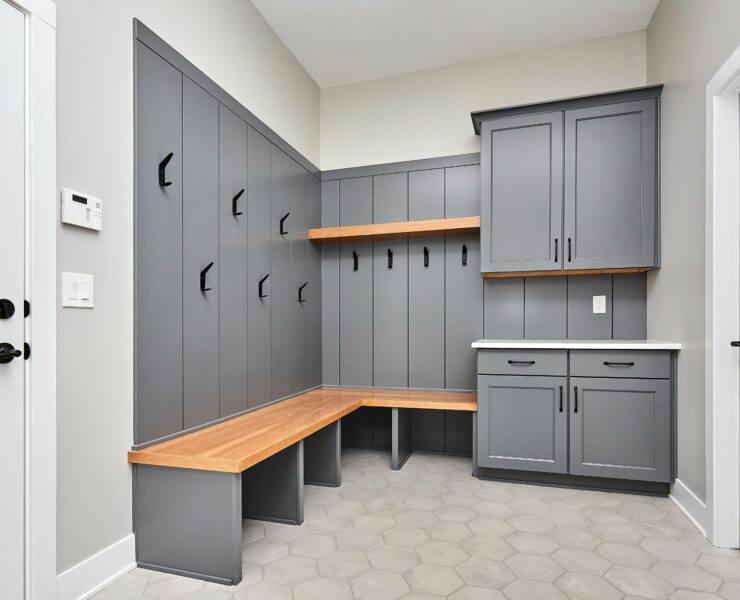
[
  {"left": 707, "top": 45, "right": 740, "bottom": 549},
  {"left": 5, "top": 0, "right": 57, "bottom": 597}
]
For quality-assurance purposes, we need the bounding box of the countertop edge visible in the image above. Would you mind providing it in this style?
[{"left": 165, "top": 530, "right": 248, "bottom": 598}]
[{"left": 471, "top": 340, "right": 682, "bottom": 350}]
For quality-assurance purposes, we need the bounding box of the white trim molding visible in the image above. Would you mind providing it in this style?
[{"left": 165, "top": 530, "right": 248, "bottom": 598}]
[
  {"left": 706, "top": 44, "right": 740, "bottom": 549},
  {"left": 57, "top": 535, "right": 136, "bottom": 600},
  {"left": 671, "top": 479, "right": 709, "bottom": 537}
]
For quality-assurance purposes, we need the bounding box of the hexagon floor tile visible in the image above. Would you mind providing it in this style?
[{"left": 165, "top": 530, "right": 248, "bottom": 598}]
[{"left": 95, "top": 448, "right": 740, "bottom": 600}]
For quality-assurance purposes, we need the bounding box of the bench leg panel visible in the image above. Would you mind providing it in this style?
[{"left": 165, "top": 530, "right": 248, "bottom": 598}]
[
  {"left": 242, "top": 441, "right": 304, "bottom": 525},
  {"left": 133, "top": 465, "right": 242, "bottom": 585},
  {"left": 472, "top": 412, "right": 479, "bottom": 478},
  {"left": 392, "top": 407, "right": 413, "bottom": 470},
  {"left": 305, "top": 420, "right": 341, "bottom": 487}
]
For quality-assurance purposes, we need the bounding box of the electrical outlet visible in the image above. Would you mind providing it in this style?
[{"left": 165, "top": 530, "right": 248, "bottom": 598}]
[{"left": 593, "top": 295, "right": 606, "bottom": 314}]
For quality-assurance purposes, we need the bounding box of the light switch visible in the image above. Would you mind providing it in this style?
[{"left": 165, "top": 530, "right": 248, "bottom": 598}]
[
  {"left": 63, "top": 272, "right": 94, "bottom": 308},
  {"left": 593, "top": 295, "right": 606, "bottom": 314}
]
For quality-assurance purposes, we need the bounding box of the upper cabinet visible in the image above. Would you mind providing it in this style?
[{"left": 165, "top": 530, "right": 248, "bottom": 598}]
[{"left": 473, "top": 86, "right": 661, "bottom": 277}]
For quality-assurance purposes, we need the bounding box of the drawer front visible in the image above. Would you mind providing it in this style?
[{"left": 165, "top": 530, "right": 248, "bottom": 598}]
[
  {"left": 570, "top": 350, "right": 670, "bottom": 379},
  {"left": 477, "top": 349, "right": 567, "bottom": 376}
]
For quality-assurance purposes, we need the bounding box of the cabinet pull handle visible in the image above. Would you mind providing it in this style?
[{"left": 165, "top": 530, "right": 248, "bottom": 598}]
[
  {"left": 158, "top": 152, "right": 174, "bottom": 187},
  {"left": 424, "top": 246, "right": 429, "bottom": 268},
  {"left": 298, "top": 282, "right": 308, "bottom": 302},
  {"left": 353, "top": 251, "right": 359, "bottom": 271},
  {"left": 200, "top": 262, "right": 214, "bottom": 292},
  {"left": 279, "top": 212, "right": 290, "bottom": 235},
  {"left": 603, "top": 361, "right": 635, "bottom": 367},
  {"left": 554, "top": 239, "right": 558, "bottom": 262},
  {"left": 232, "top": 189, "right": 245, "bottom": 216},
  {"left": 574, "top": 386, "right": 578, "bottom": 413},
  {"left": 258, "top": 274, "right": 270, "bottom": 299},
  {"left": 567, "top": 238, "right": 572, "bottom": 262},
  {"left": 387, "top": 248, "right": 393, "bottom": 269},
  {"left": 507, "top": 360, "right": 535, "bottom": 366},
  {"left": 462, "top": 244, "right": 468, "bottom": 266},
  {"left": 559, "top": 386, "right": 563, "bottom": 413}
]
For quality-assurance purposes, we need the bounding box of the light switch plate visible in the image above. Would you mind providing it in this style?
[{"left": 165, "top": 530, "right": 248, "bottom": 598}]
[
  {"left": 593, "top": 295, "right": 606, "bottom": 314},
  {"left": 63, "top": 272, "right": 94, "bottom": 308}
]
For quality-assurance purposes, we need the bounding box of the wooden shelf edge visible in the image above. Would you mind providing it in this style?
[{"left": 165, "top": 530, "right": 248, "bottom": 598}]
[
  {"left": 481, "top": 267, "right": 652, "bottom": 279},
  {"left": 308, "top": 216, "right": 480, "bottom": 243}
]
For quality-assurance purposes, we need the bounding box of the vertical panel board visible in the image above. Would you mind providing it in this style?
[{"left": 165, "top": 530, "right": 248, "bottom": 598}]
[
  {"left": 445, "top": 164, "right": 480, "bottom": 218},
  {"left": 306, "top": 177, "right": 323, "bottom": 388},
  {"left": 290, "top": 160, "right": 310, "bottom": 395},
  {"left": 340, "top": 176, "right": 373, "bottom": 225},
  {"left": 373, "top": 172, "right": 408, "bottom": 223},
  {"left": 613, "top": 273, "right": 647, "bottom": 339},
  {"left": 135, "top": 42, "right": 183, "bottom": 443},
  {"left": 247, "top": 127, "right": 272, "bottom": 408},
  {"left": 483, "top": 278, "right": 524, "bottom": 339},
  {"left": 445, "top": 236, "right": 482, "bottom": 390},
  {"left": 321, "top": 180, "right": 340, "bottom": 385},
  {"left": 567, "top": 275, "right": 612, "bottom": 339},
  {"left": 182, "top": 77, "right": 220, "bottom": 429},
  {"left": 409, "top": 169, "right": 444, "bottom": 220},
  {"left": 270, "top": 146, "right": 293, "bottom": 400},
  {"left": 408, "top": 239, "right": 445, "bottom": 388},
  {"left": 218, "top": 105, "right": 249, "bottom": 418},
  {"left": 339, "top": 242, "right": 373, "bottom": 386},
  {"left": 524, "top": 277, "right": 567, "bottom": 339}
]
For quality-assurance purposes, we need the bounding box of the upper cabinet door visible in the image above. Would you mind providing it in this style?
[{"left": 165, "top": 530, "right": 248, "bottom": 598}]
[
  {"left": 481, "top": 111, "right": 563, "bottom": 273},
  {"left": 564, "top": 100, "right": 657, "bottom": 270}
]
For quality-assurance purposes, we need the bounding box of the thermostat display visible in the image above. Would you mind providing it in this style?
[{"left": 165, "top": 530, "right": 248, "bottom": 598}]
[{"left": 61, "top": 188, "right": 102, "bottom": 231}]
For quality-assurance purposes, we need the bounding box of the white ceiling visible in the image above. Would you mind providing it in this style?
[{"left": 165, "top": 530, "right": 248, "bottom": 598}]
[{"left": 251, "top": 0, "right": 659, "bottom": 88}]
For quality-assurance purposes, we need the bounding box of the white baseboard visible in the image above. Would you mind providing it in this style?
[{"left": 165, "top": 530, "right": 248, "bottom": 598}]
[
  {"left": 671, "top": 478, "right": 709, "bottom": 536},
  {"left": 57, "top": 534, "right": 136, "bottom": 600}
]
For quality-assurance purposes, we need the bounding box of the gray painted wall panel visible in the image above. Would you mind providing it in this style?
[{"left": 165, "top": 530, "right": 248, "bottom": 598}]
[
  {"left": 445, "top": 165, "right": 480, "bottom": 218},
  {"left": 218, "top": 105, "right": 249, "bottom": 418},
  {"left": 524, "top": 278, "right": 567, "bottom": 339},
  {"left": 373, "top": 172, "right": 408, "bottom": 223},
  {"left": 340, "top": 177, "right": 373, "bottom": 225},
  {"left": 613, "top": 273, "right": 647, "bottom": 339},
  {"left": 567, "top": 275, "right": 612, "bottom": 339},
  {"left": 307, "top": 177, "right": 323, "bottom": 388},
  {"left": 321, "top": 181, "right": 340, "bottom": 385},
  {"left": 409, "top": 169, "right": 444, "bottom": 220},
  {"left": 339, "top": 242, "right": 374, "bottom": 386},
  {"left": 484, "top": 279, "right": 524, "bottom": 339},
  {"left": 182, "top": 77, "right": 220, "bottom": 429},
  {"left": 290, "top": 161, "right": 310, "bottom": 395}
]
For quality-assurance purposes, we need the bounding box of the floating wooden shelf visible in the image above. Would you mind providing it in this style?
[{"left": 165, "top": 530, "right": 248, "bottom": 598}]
[
  {"left": 481, "top": 267, "right": 651, "bottom": 279},
  {"left": 308, "top": 216, "right": 480, "bottom": 243}
]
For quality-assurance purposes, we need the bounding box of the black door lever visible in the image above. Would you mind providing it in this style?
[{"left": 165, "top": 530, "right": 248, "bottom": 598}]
[
  {"left": 158, "top": 152, "right": 174, "bottom": 187},
  {"left": 0, "top": 342, "right": 22, "bottom": 365},
  {"left": 200, "top": 262, "right": 214, "bottom": 292},
  {"left": 232, "top": 189, "right": 245, "bottom": 216},
  {"left": 280, "top": 213, "right": 290, "bottom": 235},
  {"left": 424, "top": 246, "right": 429, "bottom": 268},
  {"left": 732, "top": 341, "right": 740, "bottom": 347},
  {"left": 298, "top": 282, "right": 308, "bottom": 302}
]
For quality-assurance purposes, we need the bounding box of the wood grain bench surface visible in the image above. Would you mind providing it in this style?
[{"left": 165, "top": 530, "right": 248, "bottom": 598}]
[{"left": 128, "top": 387, "right": 477, "bottom": 473}]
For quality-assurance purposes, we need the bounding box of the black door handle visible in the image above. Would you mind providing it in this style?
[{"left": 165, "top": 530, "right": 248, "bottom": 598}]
[
  {"left": 0, "top": 342, "right": 22, "bottom": 365},
  {"left": 259, "top": 274, "right": 270, "bottom": 299},
  {"left": 732, "top": 341, "right": 740, "bottom": 347},
  {"left": 0, "top": 299, "right": 15, "bottom": 319},
  {"left": 603, "top": 361, "right": 635, "bottom": 367},
  {"left": 567, "top": 238, "right": 572, "bottom": 262},
  {"left": 554, "top": 239, "right": 558, "bottom": 263},
  {"left": 387, "top": 248, "right": 393, "bottom": 269},
  {"left": 559, "top": 386, "right": 563, "bottom": 413},
  {"left": 158, "top": 152, "right": 174, "bottom": 187},
  {"left": 232, "top": 189, "right": 245, "bottom": 216},
  {"left": 462, "top": 244, "right": 468, "bottom": 266},
  {"left": 353, "top": 251, "right": 359, "bottom": 271},
  {"left": 200, "top": 262, "right": 214, "bottom": 292},
  {"left": 279, "top": 212, "right": 290, "bottom": 235},
  {"left": 574, "top": 386, "right": 578, "bottom": 413},
  {"left": 298, "top": 282, "right": 308, "bottom": 302},
  {"left": 508, "top": 360, "right": 535, "bottom": 366},
  {"left": 424, "top": 246, "right": 429, "bottom": 268}
]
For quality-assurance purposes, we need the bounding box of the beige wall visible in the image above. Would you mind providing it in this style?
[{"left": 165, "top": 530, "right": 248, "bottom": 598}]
[
  {"left": 646, "top": 0, "right": 740, "bottom": 502},
  {"left": 55, "top": 0, "right": 319, "bottom": 573},
  {"left": 320, "top": 31, "right": 647, "bottom": 170}
]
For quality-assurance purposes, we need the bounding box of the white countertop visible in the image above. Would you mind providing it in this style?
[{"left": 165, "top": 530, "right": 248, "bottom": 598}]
[{"left": 471, "top": 339, "right": 682, "bottom": 350}]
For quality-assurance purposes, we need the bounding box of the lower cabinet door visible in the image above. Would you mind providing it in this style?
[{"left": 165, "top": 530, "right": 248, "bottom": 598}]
[
  {"left": 569, "top": 377, "right": 670, "bottom": 482},
  {"left": 477, "top": 375, "right": 568, "bottom": 473}
]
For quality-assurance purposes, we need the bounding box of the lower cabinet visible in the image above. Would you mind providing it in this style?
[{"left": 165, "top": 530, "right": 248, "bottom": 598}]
[{"left": 478, "top": 375, "right": 568, "bottom": 474}]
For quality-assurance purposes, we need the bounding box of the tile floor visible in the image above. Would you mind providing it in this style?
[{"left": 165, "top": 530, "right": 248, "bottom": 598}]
[{"left": 96, "top": 448, "right": 740, "bottom": 600}]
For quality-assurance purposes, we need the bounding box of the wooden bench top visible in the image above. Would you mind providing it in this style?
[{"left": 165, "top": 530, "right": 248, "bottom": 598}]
[{"left": 128, "top": 387, "right": 477, "bottom": 473}]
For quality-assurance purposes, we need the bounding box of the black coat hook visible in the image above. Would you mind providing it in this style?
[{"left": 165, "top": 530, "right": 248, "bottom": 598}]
[
  {"left": 353, "top": 251, "right": 359, "bottom": 271},
  {"left": 387, "top": 248, "right": 393, "bottom": 269},
  {"left": 423, "top": 246, "right": 429, "bottom": 268},
  {"left": 200, "top": 262, "right": 214, "bottom": 292},
  {"left": 232, "top": 189, "right": 245, "bottom": 216},
  {"left": 259, "top": 274, "right": 270, "bottom": 299},
  {"left": 462, "top": 244, "right": 468, "bottom": 266},
  {"left": 158, "top": 152, "right": 173, "bottom": 187},
  {"left": 280, "top": 212, "right": 290, "bottom": 235},
  {"left": 298, "top": 282, "right": 308, "bottom": 303}
]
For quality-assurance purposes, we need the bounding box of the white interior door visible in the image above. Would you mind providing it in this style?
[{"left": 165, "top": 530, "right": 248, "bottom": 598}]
[{"left": 0, "top": 1, "right": 27, "bottom": 597}]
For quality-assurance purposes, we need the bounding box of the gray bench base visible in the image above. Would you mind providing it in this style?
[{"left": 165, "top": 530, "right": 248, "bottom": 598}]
[
  {"left": 391, "top": 408, "right": 413, "bottom": 470},
  {"left": 305, "top": 420, "right": 342, "bottom": 486}
]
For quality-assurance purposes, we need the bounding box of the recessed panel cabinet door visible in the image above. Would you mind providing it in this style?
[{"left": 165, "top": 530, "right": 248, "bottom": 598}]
[
  {"left": 477, "top": 375, "right": 568, "bottom": 473},
  {"left": 564, "top": 100, "right": 657, "bottom": 270},
  {"left": 218, "top": 105, "right": 248, "bottom": 418},
  {"left": 135, "top": 42, "right": 183, "bottom": 444},
  {"left": 569, "top": 377, "right": 670, "bottom": 482},
  {"left": 480, "top": 112, "right": 563, "bottom": 273},
  {"left": 182, "top": 77, "right": 220, "bottom": 430}
]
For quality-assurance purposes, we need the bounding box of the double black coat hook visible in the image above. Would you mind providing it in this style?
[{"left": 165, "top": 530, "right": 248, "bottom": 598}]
[
  {"left": 158, "top": 152, "right": 174, "bottom": 187},
  {"left": 200, "top": 262, "right": 214, "bottom": 292},
  {"left": 298, "top": 282, "right": 308, "bottom": 303},
  {"left": 232, "top": 189, "right": 245, "bottom": 216},
  {"left": 353, "top": 251, "right": 359, "bottom": 271},
  {"left": 462, "top": 244, "right": 468, "bottom": 266},
  {"left": 387, "top": 248, "right": 393, "bottom": 269},
  {"left": 259, "top": 274, "right": 270, "bottom": 299},
  {"left": 279, "top": 213, "right": 290, "bottom": 235},
  {"left": 423, "top": 246, "right": 429, "bottom": 268}
]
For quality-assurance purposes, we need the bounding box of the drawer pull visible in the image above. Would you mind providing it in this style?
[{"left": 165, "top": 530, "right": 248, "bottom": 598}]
[
  {"left": 507, "top": 360, "right": 535, "bottom": 366},
  {"left": 559, "top": 386, "right": 563, "bottom": 413},
  {"left": 603, "top": 361, "right": 635, "bottom": 367}
]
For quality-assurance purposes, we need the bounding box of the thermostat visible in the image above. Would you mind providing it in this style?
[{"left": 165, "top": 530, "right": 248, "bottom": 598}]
[{"left": 61, "top": 188, "right": 102, "bottom": 231}]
